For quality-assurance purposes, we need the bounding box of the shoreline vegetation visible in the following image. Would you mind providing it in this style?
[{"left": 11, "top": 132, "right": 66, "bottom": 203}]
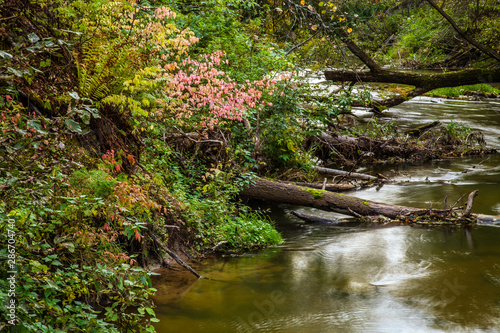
[{"left": 1, "top": 0, "right": 499, "bottom": 331}]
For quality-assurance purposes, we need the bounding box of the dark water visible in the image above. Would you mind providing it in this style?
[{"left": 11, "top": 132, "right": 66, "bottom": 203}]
[{"left": 152, "top": 98, "right": 500, "bottom": 333}]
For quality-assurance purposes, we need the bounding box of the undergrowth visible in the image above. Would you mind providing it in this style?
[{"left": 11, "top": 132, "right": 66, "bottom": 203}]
[{"left": 427, "top": 84, "right": 500, "bottom": 98}]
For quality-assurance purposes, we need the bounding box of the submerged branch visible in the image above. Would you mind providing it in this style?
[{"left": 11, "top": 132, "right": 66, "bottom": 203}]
[{"left": 148, "top": 230, "right": 201, "bottom": 279}]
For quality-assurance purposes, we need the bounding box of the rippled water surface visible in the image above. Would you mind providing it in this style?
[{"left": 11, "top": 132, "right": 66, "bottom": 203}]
[{"left": 152, "top": 97, "right": 500, "bottom": 332}]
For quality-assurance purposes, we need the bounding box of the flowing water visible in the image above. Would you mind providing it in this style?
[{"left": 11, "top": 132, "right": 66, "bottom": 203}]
[{"left": 152, "top": 97, "right": 500, "bottom": 333}]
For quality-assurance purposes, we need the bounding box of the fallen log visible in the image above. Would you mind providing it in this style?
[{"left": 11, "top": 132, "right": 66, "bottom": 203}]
[
  {"left": 283, "top": 181, "right": 357, "bottom": 192},
  {"left": 476, "top": 214, "right": 500, "bottom": 225},
  {"left": 312, "top": 165, "right": 384, "bottom": 182},
  {"left": 323, "top": 68, "right": 500, "bottom": 112},
  {"left": 292, "top": 211, "right": 342, "bottom": 224},
  {"left": 241, "top": 178, "right": 477, "bottom": 219},
  {"left": 291, "top": 211, "right": 405, "bottom": 228}
]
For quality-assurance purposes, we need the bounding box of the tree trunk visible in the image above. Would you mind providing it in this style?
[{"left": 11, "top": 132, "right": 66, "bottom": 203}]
[
  {"left": 324, "top": 67, "right": 500, "bottom": 112},
  {"left": 284, "top": 181, "right": 357, "bottom": 192},
  {"left": 324, "top": 68, "right": 500, "bottom": 89},
  {"left": 240, "top": 178, "right": 476, "bottom": 219}
]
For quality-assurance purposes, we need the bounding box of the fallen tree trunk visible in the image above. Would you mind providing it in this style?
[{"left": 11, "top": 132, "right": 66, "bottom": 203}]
[
  {"left": 312, "top": 165, "right": 383, "bottom": 182},
  {"left": 324, "top": 68, "right": 500, "bottom": 89},
  {"left": 241, "top": 178, "right": 477, "bottom": 219},
  {"left": 324, "top": 68, "right": 500, "bottom": 112},
  {"left": 284, "top": 181, "right": 356, "bottom": 192},
  {"left": 292, "top": 211, "right": 405, "bottom": 227}
]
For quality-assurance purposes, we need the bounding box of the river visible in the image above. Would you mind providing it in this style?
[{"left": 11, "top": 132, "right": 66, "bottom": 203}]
[{"left": 151, "top": 96, "right": 500, "bottom": 332}]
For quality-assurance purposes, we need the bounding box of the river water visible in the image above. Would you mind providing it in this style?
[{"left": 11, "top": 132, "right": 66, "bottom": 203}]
[{"left": 152, "top": 97, "right": 500, "bottom": 332}]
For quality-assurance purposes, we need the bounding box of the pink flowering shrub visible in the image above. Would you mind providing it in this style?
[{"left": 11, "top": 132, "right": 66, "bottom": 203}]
[{"left": 157, "top": 50, "right": 281, "bottom": 128}]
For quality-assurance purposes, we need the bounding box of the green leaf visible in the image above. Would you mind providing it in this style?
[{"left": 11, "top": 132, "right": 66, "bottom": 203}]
[
  {"left": 7, "top": 67, "right": 24, "bottom": 78},
  {"left": 27, "top": 119, "right": 48, "bottom": 134},
  {"left": 65, "top": 119, "right": 83, "bottom": 133},
  {"left": 51, "top": 260, "right": 63, "bottom": 266},
  {"left": 149, "top": 318, "right": 160, "bottom": 322},
  {"left": 0, "top": 51, "right": 13, "bottom": 59}
]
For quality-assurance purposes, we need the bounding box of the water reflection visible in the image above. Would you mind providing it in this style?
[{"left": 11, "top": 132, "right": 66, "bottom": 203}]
[
  {"left": 152, "top": 96, "right": 500, "bottom": 332},
  {"left": 152, "top": 222, "right": 500, "bottom": 332}
]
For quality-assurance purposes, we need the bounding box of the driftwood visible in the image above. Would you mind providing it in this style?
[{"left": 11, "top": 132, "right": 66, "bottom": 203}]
[
  {"left": 463, "top": 190, "right": 479, "bottom": 217},
  {"left": 148, "top": 230, "right": 201, "bottom": 278},
  {"left": 476, "top": 214, "right": 500, "bottom": 225},
  {"left": 292, "top": 211, "right": 405, "bottom": 228},
  {"left": 312, "top": 165, "right": 386, "bottom": 182},
  {"left": 292, "top": 211, "right": 341, "bottom": 224},
  {"left": 241, "top": 178, "right": 477, "bottom": 220}
]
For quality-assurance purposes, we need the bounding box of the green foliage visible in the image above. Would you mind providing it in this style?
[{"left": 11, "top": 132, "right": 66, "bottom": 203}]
[
  {"left": 141, "top": 139, "right": 283, "bottom": 251},
  {"left": 189, "top": 168, "right": 282, "bottom": 250},
  {"left": 70, "top": 169, "right": 118, "bottom": 199},
  {"left": 445, "top": 120, "right": 472, "bottom": 140},
  {"left": 356, "top": 117, "right": 398, "bottom": 139},
  {"left": 0, "top": 99, "right": 159, "bottom": 332},
  {"left": 427, "top": 84, "right": 500, "bottom": 98},
  {"left": 179, "top": 1, "right": 292, "bottom": 82}
]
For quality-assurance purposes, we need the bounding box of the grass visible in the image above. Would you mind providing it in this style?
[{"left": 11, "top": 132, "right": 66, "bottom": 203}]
[{"left": 427, "top": 84, "right": 500, "bottom": 98}]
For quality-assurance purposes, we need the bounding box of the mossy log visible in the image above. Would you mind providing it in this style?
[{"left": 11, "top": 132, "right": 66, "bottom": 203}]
[
  {"left": 284, "top": 181, "right": 357, "bottom": 192},
  {"left": 240, "top": 178, "right": 477, "bottom": 219}
]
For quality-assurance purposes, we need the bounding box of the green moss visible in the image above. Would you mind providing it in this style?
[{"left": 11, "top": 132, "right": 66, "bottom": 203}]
[
  {"left": 361, "top": 201, "right": 370, "bottom": 206},
  {"left": 304, "top": 188, "right": 325, "bottom": 199}
]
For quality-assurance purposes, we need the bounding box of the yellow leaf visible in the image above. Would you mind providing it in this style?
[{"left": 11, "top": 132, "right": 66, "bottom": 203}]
[
  {"left": 300, "top": 0, "right": 305, "bottom": 5},
  {"left": 347, "top": 28, "right": 353, "bottom": 33},
  {"left": 311, "top": 25, "right": 318, "bottom": 31}
]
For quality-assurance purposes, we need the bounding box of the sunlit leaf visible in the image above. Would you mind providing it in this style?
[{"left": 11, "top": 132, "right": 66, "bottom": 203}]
[
  {"left": 69, "top": 91, "right": 80, "bottom": 100},
  {"left": 65, "top": 119, "right": 83, "bottom": 133},
  {"left": 27, "top": 32, "right": 40, "bottom": 43},
  {"left": 0, "top": 51, "right": 13, "bottom": 59}
]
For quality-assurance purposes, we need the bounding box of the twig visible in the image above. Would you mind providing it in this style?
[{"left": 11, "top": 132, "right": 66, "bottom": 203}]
[
  {"left": 285, "top": 31, "right": 320, "bottom": 56},
  {"left": 348, "top": 207, "right": 363, "bottom": 218},
  {"left": 212, "top": 241, "right": 229, "bottom": 252},
  {"left": 0, "top": 15, "right": 17, "bottom": 21},
  {"left": 448, "top": 193, "right": 466, "bottom": 215}
]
